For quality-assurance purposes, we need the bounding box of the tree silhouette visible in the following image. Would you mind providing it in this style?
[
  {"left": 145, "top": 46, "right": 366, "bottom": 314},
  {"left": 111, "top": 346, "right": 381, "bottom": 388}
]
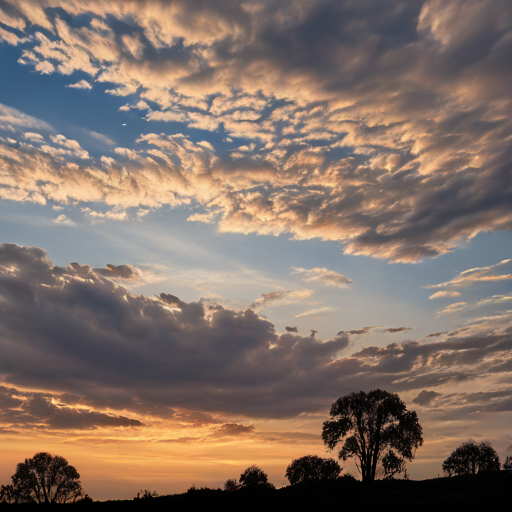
[
  {"left": 285, "top": 455, "right": 341, "bottom": 485},
  {"left": 322, "top": 389, "right": 423, "bottom": 483},
  {"left": 134, "top": 489, "right": 158, "bottom": 499},
  {"left": 224, "top": 478, "right": 240, "bottom": 491},
  {"left": 239, "top": 465, "right": 274, "bottom": 490},
  {"left": 0, "top": 452, "right": 83, "bottom": 504},
  {"left": 442, "top": 441, "right": 500, "bottom": 476}
]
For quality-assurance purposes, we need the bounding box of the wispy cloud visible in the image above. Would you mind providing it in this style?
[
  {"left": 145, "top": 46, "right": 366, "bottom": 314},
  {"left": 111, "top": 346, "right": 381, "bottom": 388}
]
[
  {"left": 295, "top": 306, "right": 339, "bottom": 318},
  {"left": 429, "top": 291, "right": 462, "bottom": 299},
  {"left": 436, "top": 293, "right": 512, "bottom": 316},
  {"left": 0, "top": 102, "right": 52, "bottom": 131},
  {"left": 291, "top": 267, "right": 353, "bottom": 288},
  {"left": 424, "top": 260, "right": 512, "bottom": 289},
  {"left": 250, "top": 289, "right": 315, "bottom": 310}
]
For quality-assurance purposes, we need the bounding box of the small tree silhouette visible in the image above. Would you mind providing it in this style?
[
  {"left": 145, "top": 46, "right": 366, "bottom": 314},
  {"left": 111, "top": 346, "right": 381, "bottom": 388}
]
[
  {"left": 224, "top": 478, "right": 240, "bottom": 491},
  {"left": 239, "top": 465, "right": 274, "bottom": 490}
]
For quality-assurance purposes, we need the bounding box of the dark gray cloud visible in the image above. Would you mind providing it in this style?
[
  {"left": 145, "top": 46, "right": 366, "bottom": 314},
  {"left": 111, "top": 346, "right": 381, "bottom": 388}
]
[
  {"left": 0, "top": 385, "right": 142, "bottom": 430},
  {"left": 212, "top": 423, "right": 255, "bottom": 437},
  {"left": 94, "top": 264, "right": 137, "bottom": 280},
  {"left": 338, "top": 327, "right": 375, "bottom": 336},
  {"left": 426, "top": 332, "right": 448, "bottom": 338},
  {"left": 285, "top": 326, "right": 298, "bottom": 333},
  {"left": 413, "top": 390, "right": 441, "bottom": 406},
  {"left": 1, "top": 243, "right": 512, "bottom": 425}
]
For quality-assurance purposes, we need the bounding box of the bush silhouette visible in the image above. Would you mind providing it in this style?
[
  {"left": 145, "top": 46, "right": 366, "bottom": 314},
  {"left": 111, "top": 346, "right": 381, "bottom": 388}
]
[{"left": 285, "top": 455, "right": 341, "bottom": 485}]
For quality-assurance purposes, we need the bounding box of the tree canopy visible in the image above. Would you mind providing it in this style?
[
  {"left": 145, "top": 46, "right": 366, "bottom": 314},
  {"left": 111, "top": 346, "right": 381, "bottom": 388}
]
[
  {"left": 285, "top": 455, "right": 341, "bottom": 485},
  {"left": 0, "top": 452, "right": 83, "bottom": 504},
  {"left": 322, "top": 389, "right": 423, "bottom": 483},
  {"left": 239, "top": 465, "right": 274, "bottom": 490},
  {"left": 442, "top": 441, "right": 501, "bottom": 476}
]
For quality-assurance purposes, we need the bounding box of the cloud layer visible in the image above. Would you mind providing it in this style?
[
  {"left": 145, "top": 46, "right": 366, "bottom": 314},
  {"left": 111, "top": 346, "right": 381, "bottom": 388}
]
[
  {"left": 1, "top": 243, "right": 512, "bottom": 434},
  {"left": 0, "top": 0, "right": 510, "bottom": 261}
]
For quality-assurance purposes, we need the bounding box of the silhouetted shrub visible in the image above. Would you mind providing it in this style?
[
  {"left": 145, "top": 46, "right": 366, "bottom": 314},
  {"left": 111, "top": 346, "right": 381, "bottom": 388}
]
[
  {"left": 285, "top": 455, "right": 341, "bottom": 485},
  {"left": 239, "top": 465, "right": 275, "bottom": 490}
]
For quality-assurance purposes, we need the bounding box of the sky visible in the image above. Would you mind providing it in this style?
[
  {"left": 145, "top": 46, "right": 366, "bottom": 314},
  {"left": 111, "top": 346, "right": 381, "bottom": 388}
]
[{"left": 0, "top": 0, "right": 511, "bottom": 499}]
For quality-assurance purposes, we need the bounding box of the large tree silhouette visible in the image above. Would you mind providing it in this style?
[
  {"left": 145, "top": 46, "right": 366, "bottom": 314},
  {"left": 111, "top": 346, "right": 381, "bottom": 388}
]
[
  {"left": 322, "top": 389, "right": 423, "bottom": 483},
  {"left": 0, "top": 452, "right": 83, "bottom": 504},
  {"left": 442, "top": 441, "right": 500, "bottom": 476}
]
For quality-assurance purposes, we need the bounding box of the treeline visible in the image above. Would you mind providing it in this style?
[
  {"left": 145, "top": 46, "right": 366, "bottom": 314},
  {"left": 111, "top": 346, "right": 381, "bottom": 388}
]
[{"left": 2, "top": 390, "right": 511, "bottom": 507}]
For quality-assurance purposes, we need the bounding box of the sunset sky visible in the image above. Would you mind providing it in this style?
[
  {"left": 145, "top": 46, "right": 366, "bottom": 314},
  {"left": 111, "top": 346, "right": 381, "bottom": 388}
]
[{"left": 1, "top": 0, "right": 511, "bottom": 500}]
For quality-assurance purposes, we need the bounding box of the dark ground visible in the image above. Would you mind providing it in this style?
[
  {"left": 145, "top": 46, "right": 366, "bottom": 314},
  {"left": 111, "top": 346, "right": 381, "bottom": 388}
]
[{"left": 2, "top": 472, "right": 511, "bottom": 511}]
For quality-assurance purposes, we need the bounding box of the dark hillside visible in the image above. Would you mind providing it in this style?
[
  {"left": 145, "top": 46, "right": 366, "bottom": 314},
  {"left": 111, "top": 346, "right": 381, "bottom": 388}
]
[{"left": 3, "top": 472, "right": 510, "bottom": 511}]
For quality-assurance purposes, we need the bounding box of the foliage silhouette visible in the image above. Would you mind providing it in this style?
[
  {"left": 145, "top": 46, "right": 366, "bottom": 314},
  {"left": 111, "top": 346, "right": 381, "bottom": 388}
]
[
  {"left": 382, "top": 450, "right": 408, "bottom": 480},
  {"left": 0, "top": 452, "right": 83, "bottom": 504},
  {"left": 322, "top": 389, "right": 423, "bottom": 483},
  {"left": 503, "top": 456, "right": 512, "bottom": 470},
  {"left": 224, "top": 478, "right": 240, "bottom": 491},
  {"left": 134, "top": 489, "right": 158, "bottom": 499},
  {"left": 442, "top": 440, "right": 500, "bottom": 476},
  {"left": 285, "top": 455, "right": 341, "bottom": 485},
  {"left": 239, "top": 465, "right": 275, "bottom": 490}
]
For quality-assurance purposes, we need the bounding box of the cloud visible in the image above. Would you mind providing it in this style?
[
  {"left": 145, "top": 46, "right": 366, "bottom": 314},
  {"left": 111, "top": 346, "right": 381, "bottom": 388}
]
[
  {"left": 423, "top": 260, "right": 512, "bottom": 289},
  {"left": 285, "top": 326, "right": 298, "bottom": 333},
  {"left": 212, "top": 423, "right": 255, "bottom": 437},
  {"left": 412, "top": 390, "right": 441, "bottom": 406},
  {"left": 291, "top": 267, "right": 353, "bottom": 288},
  {"left": 250, "top": 289, "right": 315, "bottom": 309},
  {"left": 426, "top": 331, "right": 448, "bottom": 338},
  {"left": 380, "top": 327, "right": 412, "bottom": 333},
  {"left": 295, "top": 306, "right": 339, "bottom": 318},
  {"left": 1, "top": 242, "right": 512, "bottom": 427},
  {"left": 429, "top": 291, "right": 462, "bottom": 299},
  {"left": 337, "top": 326, "right": 410, "bottom": 335},
  {"left": 23, "top": 132, "right": 45, "bottom": 142},
  {"left": 66, "top": 80, "right": 92, "bottom": 90},
  {"left": 338, "top": 326, "right": 376, "bottom": 336},
  {"left": 436, "top": 293, "right": 512, "bottom": 316},
  {"left": 0, "top": 1, "right": 510, "bottom": 261},
  {"left": 435, "top": 302, "right": 468, "bottom": 315},
  {"left": 94, "top": 264, "right": 138, "bottom": 281},
  {"left": 89, "top": 130, "right": 115, "bottom": 145},
  {"left": 0, "top": 26, "right": 25, "bottom": 45},
  {"left": 53, "top": 214, "right": 75, "bottom": 226},
  {"left": 0, "top": 385, "right": 142, "bottom": 430},
  {"left": 0, "top": 102, "right": 53, "bottom": 131}
]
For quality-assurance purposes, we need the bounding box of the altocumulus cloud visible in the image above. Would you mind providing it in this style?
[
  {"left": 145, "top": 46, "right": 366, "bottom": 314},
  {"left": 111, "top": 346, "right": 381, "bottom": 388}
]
[
  {"left": 0, "top": 0, "right": 510, "bottom": 262},
  {"left": 2, "top": 243, "right": 512, "bottom": 429}
]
